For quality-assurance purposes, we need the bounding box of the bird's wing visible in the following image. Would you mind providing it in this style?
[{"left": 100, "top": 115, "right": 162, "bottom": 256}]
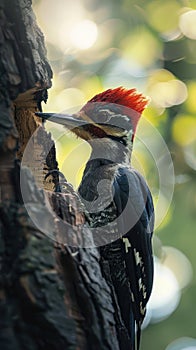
[{"left": 113, "top": 167, "right": 154, "bottom": 344}]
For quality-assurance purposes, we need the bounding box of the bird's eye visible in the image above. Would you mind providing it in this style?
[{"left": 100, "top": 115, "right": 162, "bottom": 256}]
[{"left": 99, "top": 109, "right": 114, "bottom": 123}]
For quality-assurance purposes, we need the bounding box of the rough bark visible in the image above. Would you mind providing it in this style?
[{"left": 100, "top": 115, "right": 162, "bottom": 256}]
[{"left": 0, "top": 1, "right": 120, "bottom": 350}]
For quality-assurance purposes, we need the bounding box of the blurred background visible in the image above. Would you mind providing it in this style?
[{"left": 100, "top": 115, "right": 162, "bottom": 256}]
[{"left": 32, "top": 0, "right": 196, "bottom": 349}]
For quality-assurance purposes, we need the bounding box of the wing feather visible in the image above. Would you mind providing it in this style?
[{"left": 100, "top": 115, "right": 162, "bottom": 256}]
[{"left": 113, "top": 167, "right": 154, "bottom": 327}]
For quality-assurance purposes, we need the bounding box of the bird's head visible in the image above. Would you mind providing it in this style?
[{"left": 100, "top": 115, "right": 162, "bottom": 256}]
[{"left": 36, "top": 87, "right": 148, "bottom": 149}]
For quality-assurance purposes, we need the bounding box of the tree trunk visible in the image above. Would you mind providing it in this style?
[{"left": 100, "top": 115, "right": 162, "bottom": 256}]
[{"left": 0, "top": 1, "right": 122, "bottom": 349}]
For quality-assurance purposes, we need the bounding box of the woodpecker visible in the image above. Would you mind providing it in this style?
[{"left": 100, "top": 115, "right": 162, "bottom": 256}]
[{"left": 36, "top": 87, "right": 154, "bottom": 350}]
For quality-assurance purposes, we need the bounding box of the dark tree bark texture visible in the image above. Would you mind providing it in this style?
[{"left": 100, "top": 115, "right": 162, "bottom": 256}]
[{"left": 0, "top": 1, "right": 121, "bottom": 350}]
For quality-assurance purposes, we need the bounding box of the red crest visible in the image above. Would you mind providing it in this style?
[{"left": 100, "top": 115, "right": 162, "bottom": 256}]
[{"left": 82, "top": 87, "right": 149, "bottom": 133}]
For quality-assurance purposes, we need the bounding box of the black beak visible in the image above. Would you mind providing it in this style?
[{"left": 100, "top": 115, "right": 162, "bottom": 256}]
[{"left": 35, "top": 112, "right": 87, "bottom": 128}]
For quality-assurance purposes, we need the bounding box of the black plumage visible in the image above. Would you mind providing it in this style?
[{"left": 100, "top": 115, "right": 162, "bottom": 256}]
[
  {"left": 36, "top": 86, "right": 154, "bottom": 350},
  {"left": 78, "top": 152, "right": 154, "bottom": 350}
]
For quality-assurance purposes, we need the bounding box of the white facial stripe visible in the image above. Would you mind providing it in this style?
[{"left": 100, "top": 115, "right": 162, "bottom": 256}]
[
  {"left": 99, "top": 109, "right": 115, "bottom": 115},
  {"left": 99, "top": 110, "right": 130, "bottom": 123}
]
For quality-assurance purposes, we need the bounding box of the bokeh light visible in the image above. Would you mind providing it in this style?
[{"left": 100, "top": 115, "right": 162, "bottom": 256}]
[
  {"left": 161, "top": 246, "right": 193, "bottom": 289},
  {"left": 121, "top": 29, "right": 161, "bottom": 68},
  {"left": 179, "top": 10, "right": 196, "bottom": 40},
  {"left": 172, "top": 115, "right": 196, "bottom": 146},
  {"left": 149, "top": 80, "right": 187, "bottom": 108},
  {"left": 146, "top": 257, "right": 181, "bottom": 323},
  {"left": 33, "top": 0, "right": 94, "bottom": 51},
  {"left": 184, "top": 141, "right": 196, "bottom": 171},
  {"left": 44, "top": 87, "right": 86, "bottom": 112},
  {"left": 185, "top": 82, "right": 196, "bottom": 114},
  {"left": 166, "top": 337, "right": 196, "bottom": 350},
  {"left": 147, "top": 0, "right": 181, "bottom": 34},
  {"left": 69, "top": 20, "right": 98, "bottom": 49},
  {"left": 148, "top": 70, "right": 188, "bottom": 108}
]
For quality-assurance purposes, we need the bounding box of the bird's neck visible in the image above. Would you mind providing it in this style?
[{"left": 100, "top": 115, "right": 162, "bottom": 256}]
[{"left": 88, "top": 137, "right": 132, "bottom": 166}]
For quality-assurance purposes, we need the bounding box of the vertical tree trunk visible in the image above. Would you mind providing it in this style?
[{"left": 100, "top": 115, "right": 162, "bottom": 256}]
[{"left": 0, "top": 1, "right": 120, "bottom": 349}]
